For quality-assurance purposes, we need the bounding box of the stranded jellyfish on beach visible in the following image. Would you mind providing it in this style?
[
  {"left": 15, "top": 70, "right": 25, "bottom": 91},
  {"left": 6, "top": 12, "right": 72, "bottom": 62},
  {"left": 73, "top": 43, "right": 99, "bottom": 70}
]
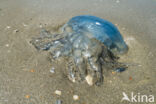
[{"left": 31, "top": 15, "right": 128, "bottom": 85}]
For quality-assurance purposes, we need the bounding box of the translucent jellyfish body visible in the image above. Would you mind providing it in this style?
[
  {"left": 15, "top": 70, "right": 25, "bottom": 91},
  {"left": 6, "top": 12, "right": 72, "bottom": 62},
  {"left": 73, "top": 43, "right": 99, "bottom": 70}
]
[
  {"left": 65, "top": 15, "right": 128, "bottom": 55},
  {"left": 31, "top": 15, "right": 128, "bottom": 85}
]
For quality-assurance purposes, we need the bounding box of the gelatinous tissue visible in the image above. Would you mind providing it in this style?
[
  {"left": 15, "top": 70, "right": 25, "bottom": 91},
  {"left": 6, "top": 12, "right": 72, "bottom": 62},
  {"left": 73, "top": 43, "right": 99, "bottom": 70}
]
[{"left": 30, "top": 15, "right": 128, "bottom": 85}]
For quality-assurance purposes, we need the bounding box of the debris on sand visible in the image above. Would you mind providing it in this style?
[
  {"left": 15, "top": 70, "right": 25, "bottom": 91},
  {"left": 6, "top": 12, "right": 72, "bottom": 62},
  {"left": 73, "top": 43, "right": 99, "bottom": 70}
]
[
  {"left": 50, "top": 67, "right": 55, "bottom": 73},
  {"left": 55, "top": 90, "right": 62, "bottom": 96},
  {"left": 5, "top": 44, "right": 9, "bottom": 47},
  {"left": 73, "top": 95, "right": 79, "bottom": 101},
  {"left": 25, "top": 95, "right": 30, "bottom": 99},
  {"left": 22, "top": 23, "right": 28, "bottom": 27},
  {"left": 111, "top": 71, "right": 116, "bottom": 75},
  {"left": 129, "top": 76, "right": 133, "bottom": 80},
  {"left": 85, "top": 75, "right": 93, "bottom": 86},
  {"left": 30, "top": 69, "right": 35, "bottom": 72},
  {"left": 13, "top": 29, "right": 19, "bottom": 33},
  {"left": 56, "top": 99, "right": 62, "bottom": 104},
  {"left": 6, "top": 26, "right": 11, "bottom": 29}
]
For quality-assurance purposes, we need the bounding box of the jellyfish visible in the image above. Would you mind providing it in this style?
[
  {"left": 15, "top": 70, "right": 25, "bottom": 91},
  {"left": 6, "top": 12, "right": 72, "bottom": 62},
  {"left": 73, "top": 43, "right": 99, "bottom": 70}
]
[
  {"left": 31, "top": 15, "right": 128, "bottom": 85},
  {"left": 65, "top": 15, "right": 128, "bottom": 55}
]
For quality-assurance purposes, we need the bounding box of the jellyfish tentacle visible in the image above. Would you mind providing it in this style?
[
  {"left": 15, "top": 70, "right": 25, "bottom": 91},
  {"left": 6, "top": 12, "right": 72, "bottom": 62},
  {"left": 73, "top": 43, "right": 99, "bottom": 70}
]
[
  {"left": 88, "top": 57, "right": 103, "bottom": 85},
  {"left": 67, "top": 58, "right": 77, "bottom": 83},
  {"left": 73, "top": 49, "right": 87, "bottom": 81},
  {"left": 60, "top": 23, "right": 68, "bottom": 33},
  {"left": 30, "top": 29, "right": 65, "bottom": 51}
]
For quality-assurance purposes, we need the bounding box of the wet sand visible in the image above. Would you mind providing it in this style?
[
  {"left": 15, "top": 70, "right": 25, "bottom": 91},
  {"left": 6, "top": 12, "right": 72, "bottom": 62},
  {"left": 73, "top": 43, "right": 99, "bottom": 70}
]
[{"left": 0, "top": 0, "right": 156, "bottom": 104}]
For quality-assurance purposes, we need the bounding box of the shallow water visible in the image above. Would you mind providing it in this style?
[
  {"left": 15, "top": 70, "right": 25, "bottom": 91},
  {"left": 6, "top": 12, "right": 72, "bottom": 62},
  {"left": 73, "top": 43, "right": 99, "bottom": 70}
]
[{"left": 0, "top": 0, "right": 156, "bottom": 104}]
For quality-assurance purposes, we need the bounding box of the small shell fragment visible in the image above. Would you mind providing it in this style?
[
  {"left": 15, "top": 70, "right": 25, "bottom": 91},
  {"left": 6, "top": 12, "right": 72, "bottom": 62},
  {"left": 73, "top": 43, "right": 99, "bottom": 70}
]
[
  {"left": 25, "top": 95, "right": 30, "bottom": 99},
  {"left": 111, "top": 71, "right": 116, "bottom": 75},
  {"left": 73, "top": 95, "right": 79, "bottom": 101},
  {"left": 50, "top": 67, "right": 55, "bottom": 73},
  {"left": 6, "top": 26, "right": 11, "bottom": 29},
  {"left": 129, "top": 76, "right": 132, "bottom": 80},
  {"left": 30, "top": 69, "right": 35, "bottom": 72},
  {"left": 5, "top": 44, "right": 9, "bottom": 47},
  {"left": 13, "top": 29, "right": 19, "bottom": 33},
  {"left": 55, "top": 90, "right": 62, "bottom": 96},
  {"left": 85, "top": 75, "right": 93, "bottom": 86},
  {"left": 23, "top": 23, "right": 28, "bottom": 27}
]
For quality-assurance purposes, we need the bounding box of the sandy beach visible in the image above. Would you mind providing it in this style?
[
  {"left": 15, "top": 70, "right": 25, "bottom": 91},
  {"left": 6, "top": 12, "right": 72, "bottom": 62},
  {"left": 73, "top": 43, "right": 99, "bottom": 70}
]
[{"left": 0, "top": 0, "right": 156, "bottom": 104}]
